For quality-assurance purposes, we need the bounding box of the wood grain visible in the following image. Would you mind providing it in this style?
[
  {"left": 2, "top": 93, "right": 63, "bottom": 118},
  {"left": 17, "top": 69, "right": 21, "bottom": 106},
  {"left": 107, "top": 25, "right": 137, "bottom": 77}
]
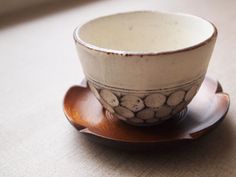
[{"left": 63, "top": 77, "right": 229, "bottom": 149}]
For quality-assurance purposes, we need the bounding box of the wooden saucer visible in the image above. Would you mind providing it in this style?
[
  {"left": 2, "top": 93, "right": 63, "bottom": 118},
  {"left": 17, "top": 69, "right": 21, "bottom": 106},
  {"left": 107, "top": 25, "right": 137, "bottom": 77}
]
[{"left": 63, "top": 77, "right": 230, "bottom": 149}]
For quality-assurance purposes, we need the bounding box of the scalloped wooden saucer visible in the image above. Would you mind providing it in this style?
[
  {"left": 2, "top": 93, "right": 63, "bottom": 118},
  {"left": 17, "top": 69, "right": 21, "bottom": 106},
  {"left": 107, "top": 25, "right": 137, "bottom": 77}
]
[{"left": 63, "top": 77, "right": 229, "bottom": 149}]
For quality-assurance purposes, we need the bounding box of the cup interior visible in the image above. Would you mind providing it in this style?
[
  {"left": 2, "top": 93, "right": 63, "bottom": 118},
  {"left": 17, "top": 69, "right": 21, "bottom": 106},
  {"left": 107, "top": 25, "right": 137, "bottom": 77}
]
[{"left": 77, "top": 11, "right": 215, "bottom": 53}]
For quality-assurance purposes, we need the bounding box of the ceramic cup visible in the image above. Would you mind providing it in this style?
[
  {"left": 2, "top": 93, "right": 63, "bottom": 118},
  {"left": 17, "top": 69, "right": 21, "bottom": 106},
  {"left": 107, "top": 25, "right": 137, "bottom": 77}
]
[{"left": 74, "top": 11, "right": 217, "bottom": 126}]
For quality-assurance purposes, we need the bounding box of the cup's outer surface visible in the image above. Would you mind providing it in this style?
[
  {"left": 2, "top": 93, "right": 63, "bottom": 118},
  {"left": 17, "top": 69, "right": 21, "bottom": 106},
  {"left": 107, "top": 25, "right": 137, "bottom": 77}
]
[{"left": 74, "top": 11, "right": 217, "bottom": 126}]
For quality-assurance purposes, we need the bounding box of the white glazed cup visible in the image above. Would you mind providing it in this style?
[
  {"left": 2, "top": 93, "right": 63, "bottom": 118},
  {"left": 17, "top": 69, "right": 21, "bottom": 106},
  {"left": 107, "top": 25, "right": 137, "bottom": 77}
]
[{"left": 74, "top": 11, "right": 217, "bottom": 126}]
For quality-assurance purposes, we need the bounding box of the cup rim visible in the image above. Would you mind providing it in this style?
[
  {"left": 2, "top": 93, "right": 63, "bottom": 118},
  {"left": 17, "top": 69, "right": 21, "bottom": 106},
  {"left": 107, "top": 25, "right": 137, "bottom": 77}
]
[{"left": 73, "top": 10, "right": 217, "bottom": 57}]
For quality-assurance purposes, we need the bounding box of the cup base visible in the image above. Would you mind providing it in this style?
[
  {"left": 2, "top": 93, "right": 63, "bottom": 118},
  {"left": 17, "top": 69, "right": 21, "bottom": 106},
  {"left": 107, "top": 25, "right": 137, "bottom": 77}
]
[{"left": 105, "top": 108, "right": 188, "bottom": 127}]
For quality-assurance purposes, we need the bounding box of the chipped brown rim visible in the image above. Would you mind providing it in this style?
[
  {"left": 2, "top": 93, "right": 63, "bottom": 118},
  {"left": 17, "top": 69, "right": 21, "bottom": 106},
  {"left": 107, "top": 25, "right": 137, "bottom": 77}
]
[{"left": 73, "top": 10, "right": 218, "bottom": 57}]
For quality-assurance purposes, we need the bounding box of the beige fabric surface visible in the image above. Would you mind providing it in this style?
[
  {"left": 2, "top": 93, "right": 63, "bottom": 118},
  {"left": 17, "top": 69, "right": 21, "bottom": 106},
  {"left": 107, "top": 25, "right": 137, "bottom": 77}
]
[{"left": 0, "top": 0, "right": 235, "bottom": 176}]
